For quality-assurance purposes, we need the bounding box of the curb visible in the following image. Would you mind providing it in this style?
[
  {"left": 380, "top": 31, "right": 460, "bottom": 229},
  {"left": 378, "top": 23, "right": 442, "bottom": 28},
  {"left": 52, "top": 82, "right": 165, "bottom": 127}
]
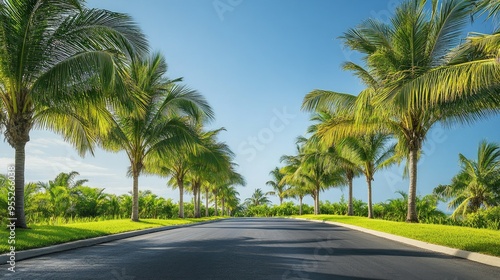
[
  {"left": 293, "top": 217, "right": 500, "bottom": 268},
  {"left": 0, "top": 219, "right": 223, "bottom": 264}
]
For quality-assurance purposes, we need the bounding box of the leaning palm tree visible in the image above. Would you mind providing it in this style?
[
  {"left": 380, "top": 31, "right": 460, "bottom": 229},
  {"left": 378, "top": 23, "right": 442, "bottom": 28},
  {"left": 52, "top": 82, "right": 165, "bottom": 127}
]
[
  {"left": 304, "top": 0, "right": 480, "bottom": 222},
  {"left": 434, "top": 140, "right": 500, "bottom": 217},
  {"left": 266, "top": 167, "right": 288, "bottom": 205},
  {"left": 0, "top": 0, "right": 147, "bottom": 228},
  {"left": 100, "top": 53, "right": 213, "bottom": 221}
]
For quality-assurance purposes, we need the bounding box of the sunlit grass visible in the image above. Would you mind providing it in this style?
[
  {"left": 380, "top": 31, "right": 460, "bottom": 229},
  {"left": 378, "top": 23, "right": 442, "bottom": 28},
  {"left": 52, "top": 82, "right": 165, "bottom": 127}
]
[
  {"left": 0, "top": 217, "right": 222, "bottom": 254},
  {"left": 296, "top": 215, "right": 500, "bottom": 257}
]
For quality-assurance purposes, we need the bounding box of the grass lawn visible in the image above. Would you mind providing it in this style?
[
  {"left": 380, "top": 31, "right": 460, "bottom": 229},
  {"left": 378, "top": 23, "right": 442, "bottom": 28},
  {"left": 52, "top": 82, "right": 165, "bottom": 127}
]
[
  {"left": 0, "top": 217, "right": 221, "bottom": 254},
  {"left": 295, "top": 215, "right": 500, "bottom": 257}
]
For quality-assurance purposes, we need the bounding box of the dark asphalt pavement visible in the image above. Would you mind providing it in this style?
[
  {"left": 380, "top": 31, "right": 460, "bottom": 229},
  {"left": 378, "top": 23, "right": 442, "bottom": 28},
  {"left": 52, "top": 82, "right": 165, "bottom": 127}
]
[{"left": 1, "top": 218, "right": 499, "bottom": 279}]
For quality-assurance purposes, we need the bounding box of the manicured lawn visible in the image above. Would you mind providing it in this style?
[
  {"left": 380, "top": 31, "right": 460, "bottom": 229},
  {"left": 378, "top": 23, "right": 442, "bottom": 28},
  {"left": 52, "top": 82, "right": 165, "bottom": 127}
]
[
  {"left": 0, "top": 217, "right": 221, "bottom": 254},
  {"left": 296, "top": 215, "right": 500, "bottom": 257}
]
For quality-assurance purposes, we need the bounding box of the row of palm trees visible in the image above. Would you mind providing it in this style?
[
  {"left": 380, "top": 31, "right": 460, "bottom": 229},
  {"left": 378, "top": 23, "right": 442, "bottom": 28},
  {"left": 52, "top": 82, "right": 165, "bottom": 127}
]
[
  {"left": 0, "top": 0, "right": 244, "bottom": 227},
  {"left": 0, "top": 171, "right": 242, "bottom": 222},
  {"left": 268, "top": 0, "right": 500, "bottom": 222}
]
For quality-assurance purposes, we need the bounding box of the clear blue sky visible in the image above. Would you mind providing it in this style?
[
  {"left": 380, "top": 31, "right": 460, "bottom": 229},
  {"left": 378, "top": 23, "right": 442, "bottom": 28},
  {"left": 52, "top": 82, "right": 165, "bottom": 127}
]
[{"left": 1, "top": 0, "right": 499, "bottom": 210}]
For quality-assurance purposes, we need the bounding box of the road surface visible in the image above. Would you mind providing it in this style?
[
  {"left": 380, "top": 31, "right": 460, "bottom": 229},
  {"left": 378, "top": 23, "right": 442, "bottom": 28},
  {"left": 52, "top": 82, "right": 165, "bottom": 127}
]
[{"left": 1, "top": 218, "right": 499, "bottom": 279}]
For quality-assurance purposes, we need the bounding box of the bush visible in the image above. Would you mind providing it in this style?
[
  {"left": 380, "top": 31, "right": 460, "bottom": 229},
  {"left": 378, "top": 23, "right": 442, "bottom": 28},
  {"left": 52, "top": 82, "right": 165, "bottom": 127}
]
[{"left": 464, "top": 206, "right": 500, "bottom": 230}]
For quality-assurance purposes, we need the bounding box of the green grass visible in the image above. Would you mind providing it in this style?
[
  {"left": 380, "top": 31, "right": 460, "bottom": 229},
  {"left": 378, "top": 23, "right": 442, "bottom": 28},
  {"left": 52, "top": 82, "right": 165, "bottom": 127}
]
[
  {"left": 0, "top": 217, "right": 222, "bottom": 254},
  {"left": 296, "top": 215, "right": 500, "bottom": 257}
]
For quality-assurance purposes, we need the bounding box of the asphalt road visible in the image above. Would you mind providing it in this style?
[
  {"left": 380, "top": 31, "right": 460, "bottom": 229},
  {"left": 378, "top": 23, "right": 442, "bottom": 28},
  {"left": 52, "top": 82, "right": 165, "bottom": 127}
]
[{"left": 1, "top": 218, "right": 499, "bottom": 280}]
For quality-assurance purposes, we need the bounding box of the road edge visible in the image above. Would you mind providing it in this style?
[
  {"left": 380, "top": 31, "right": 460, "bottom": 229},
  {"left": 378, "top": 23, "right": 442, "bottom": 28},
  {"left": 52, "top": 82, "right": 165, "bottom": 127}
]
[
  {"left": 293, "top": 217, "right": 500, "bottom": 268},
  {"left": 0, "top": 219, "right": 224, "bottom": 264}
]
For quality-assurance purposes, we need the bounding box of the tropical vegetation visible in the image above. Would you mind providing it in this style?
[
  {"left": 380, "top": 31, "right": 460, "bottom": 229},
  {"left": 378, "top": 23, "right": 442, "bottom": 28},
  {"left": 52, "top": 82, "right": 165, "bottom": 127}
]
[
  {"left": 299, "top": 0, "right": 500, "bottom": 223},
  {"left": 0, "top": 0, "right": 147, "bottom": 228},
  {"left": 1, "top": 0, "right": 500, "bottom": 249}
]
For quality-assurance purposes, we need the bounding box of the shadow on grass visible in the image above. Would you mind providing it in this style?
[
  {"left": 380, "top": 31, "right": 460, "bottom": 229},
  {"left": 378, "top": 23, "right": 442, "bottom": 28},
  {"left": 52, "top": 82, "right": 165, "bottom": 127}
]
[{"left": 0, "top": 225, "right": 107, "bottom": 253}]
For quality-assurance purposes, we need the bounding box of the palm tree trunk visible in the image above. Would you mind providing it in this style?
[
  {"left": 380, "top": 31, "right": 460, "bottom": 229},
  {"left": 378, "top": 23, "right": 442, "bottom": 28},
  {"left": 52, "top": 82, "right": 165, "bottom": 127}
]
[
  {"left": 193, "top": 186, "right": 198, "bottom": 218},
  {"left": 14, "top": 142, "right": 28, "bottom": 228},
  {"left": 205, "top": 190, "right": 209, "bottom": 217},
  {"left": 406, "top": 147, "right": 419, "bottom": 223},
  {"left": 214, "top": 192, "right": 218, "bottom": 216},
  {"left": 280, "top": 197, "right": 283, "bottom": 205},
  {"left": 367, "top": 177, "right": 373, "bottom": 219},
  {"left": 178, "top": 179, "right": 184, "bottom": 218},
  {"left": 314, "top": 186, "right": 320, "bottom": 215},
  {"left": 347, "top": 173, "right": 354, "bottom": 216},
  {"left": 196, "top": 187, "right": 201, "bottom": 218},
  {"left": 221, "top": 198, "right": 225, "bottom": 216},
  {"left": 299, "top": 196, "right": 303, "bottom": 215},
  {"left": 131, "top": 172, "right": 139, "bottom": 222}
]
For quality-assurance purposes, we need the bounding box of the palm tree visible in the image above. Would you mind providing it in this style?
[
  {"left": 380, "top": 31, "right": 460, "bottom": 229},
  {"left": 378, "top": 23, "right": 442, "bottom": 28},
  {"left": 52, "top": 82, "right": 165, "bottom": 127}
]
[
  {"left": 281, "top": 137, "right": 346, "bottom": 215},
  {"left": 245, "top": 188, "right": 271, "bottom": 207},
  {"left": 341, "top": 134, "right": 395, "bottom": 218},
  {"left": 308, "top": 111, "right": 363, "bottom": 216},
  {"left": 434, "top": 140, "right": 500, "bottom": 217},
  {"left": 475, "top": 0, "right": 500, "bottom": 17},
  {"left": 50, "top": 171, "right": 88, "bottom": 189},
  {"left": 0, "top": 0, "right": 147, "bottom": 228},
  {"left": 160, "top": 145, "right": 191, "bottom": 218},
  {"left": 100, "top": 53, "right": 213, "bottom": 221},
  {"left": 37, "top": 183, "right": 71, "bottom": 219},
  {"left": 266, "top": 167, "right": 288, "bottom": 205},
  {"left": 72, "top": 186, "right": 107, "bottom": 217},
  {"left": 211, "top": 165, "right": 245, "bottom": 216},
  {"left": 280, "top": 146, "right": 312, "bottom": 216},
  {"left": 283, "top": 180, "right": 309, "bottom": 216},
  {"left": 151, "top": 127, "right": 238, "bottom": 218},
  {"left": 303, "top": 0, "right": 478, "bottom": 222},
  {"left": 384, "top": 0, "right": 500, "bottom": 110},
  {"left": 219, "top": 185, "right": 241, "bottom": 216},
  {"left": 34, "top": 171, "right": 89, "bottom": 218}
]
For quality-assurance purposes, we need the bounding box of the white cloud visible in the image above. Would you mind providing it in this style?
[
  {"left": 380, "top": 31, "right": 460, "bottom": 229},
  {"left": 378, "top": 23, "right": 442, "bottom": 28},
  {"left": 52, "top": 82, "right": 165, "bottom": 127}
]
[
  {"left": 27, "top": 138, "right": 72, "bottom": 149},
  {"left": 0, "top": 155, "right": 112, "bottom": 178}
]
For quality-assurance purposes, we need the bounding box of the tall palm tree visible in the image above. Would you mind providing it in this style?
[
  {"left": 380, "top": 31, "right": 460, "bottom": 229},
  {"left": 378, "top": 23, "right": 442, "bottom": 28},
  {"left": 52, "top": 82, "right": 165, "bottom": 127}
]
[
  {"left": 434, "top": 140, "right": 500, "bottom": 217},
  {"left": 100, "top": 53, "right": 213, "bottom": 221},
  {"left": 265, "top": 167, "right": 288, "bottom": 205},
  {"left": 0, "top": 0, "right": 147, "bottom": 228},
  {"left": 303, "top": 0, "right": 478, "bottom": 222},
  {"left": 341, "top": 134, "right": 395, "bottom": 218}
]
